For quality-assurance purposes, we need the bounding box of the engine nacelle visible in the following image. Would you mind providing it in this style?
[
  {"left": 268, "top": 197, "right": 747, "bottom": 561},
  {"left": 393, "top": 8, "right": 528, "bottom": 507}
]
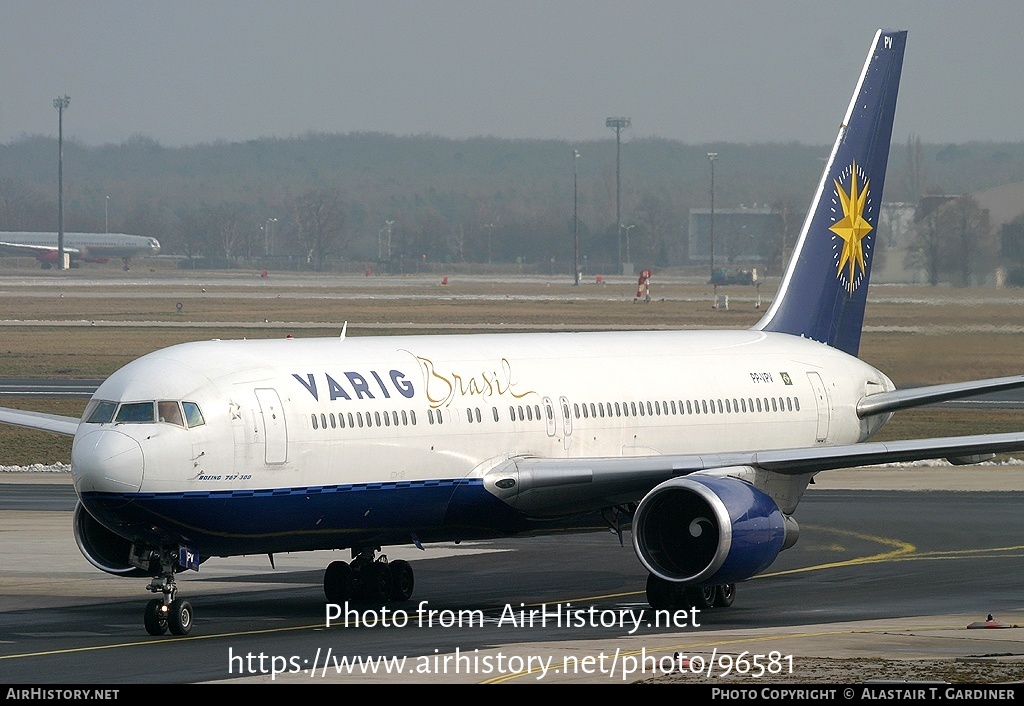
[
  {"left": 73, "top": 502, "right": 152, "bottom": 577},
  {"left": 632, "top": 473, "right": 789, "bottom": 586}
]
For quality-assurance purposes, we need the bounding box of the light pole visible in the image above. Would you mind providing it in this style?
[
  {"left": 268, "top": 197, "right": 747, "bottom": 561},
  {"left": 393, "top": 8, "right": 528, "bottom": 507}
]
[
  {"left": 484, "top": 222, "right": 495, "bottom": 264},
  {"left": 573, "top": 149, "right": 580, "bottom": 286},
  {"left": 264, "top": 217, "right": 277, "bottom": 257},
  {"left": 54, "top": 95, "right": 70, "bottom": 270},
  {"left": 105, "top": 195, "right": 109, "bottom": 234},
  {"left": 606, "top": 117, "right": 630, "bottom": 271},
  {"left": 385, "top": 219, "right": 395, "bottom": 261},
  {"left": 622, "top": 223, "right": 635, "bottom": 266},
  {"left": 707, "top": 152, "right": 718, "bottom": 281}
]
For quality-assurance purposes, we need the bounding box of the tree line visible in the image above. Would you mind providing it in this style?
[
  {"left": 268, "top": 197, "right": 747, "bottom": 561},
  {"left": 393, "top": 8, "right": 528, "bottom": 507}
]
[{"left": 2, "top": 132, "right": 1024, "bottom": 280}]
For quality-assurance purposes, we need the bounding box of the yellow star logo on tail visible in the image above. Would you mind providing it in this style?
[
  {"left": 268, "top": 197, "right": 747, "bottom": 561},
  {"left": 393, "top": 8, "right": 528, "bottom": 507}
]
[{"left": 829, "top": 161, "right": 873, "bottom": 294}]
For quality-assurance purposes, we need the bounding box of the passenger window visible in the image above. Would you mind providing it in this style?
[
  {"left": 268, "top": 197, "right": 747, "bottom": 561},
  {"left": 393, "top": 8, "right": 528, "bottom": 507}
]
[
  {"left": 330, "top": 413, "right": 337, "bottom": 429},
  {"left": 311, "top": 414, "right": 318, "bottom": 430},
  {"left": 85, "top": 400, "right": 117, "bottom": 424},
  {"left": 116, "top": 402, "right": 155, "bottom": 423},
  {"left": 476, "top": 408, "right": 482, "bottom": 423},
  {"left": 182, "top": 402, "right": 205, "bottom": 428},
  {"left": 493, "top": 407, "right": 499, "bottom": 422},
  {"left": 794, "top": 398, "right": 800, "bottom": 411}
]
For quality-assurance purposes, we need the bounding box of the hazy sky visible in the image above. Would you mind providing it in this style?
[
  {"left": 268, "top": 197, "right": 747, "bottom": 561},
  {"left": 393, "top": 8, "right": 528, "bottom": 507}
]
[{"left": 2, "top": 1, "right": 1021, "bottom": 147}]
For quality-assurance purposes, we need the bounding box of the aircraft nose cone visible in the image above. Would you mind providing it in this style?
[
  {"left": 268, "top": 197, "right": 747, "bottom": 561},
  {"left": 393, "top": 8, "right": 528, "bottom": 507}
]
[{"left": 72, "top": 429, "right": 145, "bottom": 495}]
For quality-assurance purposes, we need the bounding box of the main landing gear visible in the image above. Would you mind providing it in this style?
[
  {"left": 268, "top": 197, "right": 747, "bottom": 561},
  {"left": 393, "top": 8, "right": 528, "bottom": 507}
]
[
  {"left": 323, "top": 547, "right": 415, "bottom": 604},
  {"left": 645, "top": 574, "right": 735, "bottom": 611},
  {"left": 140, "top": 547, "right": 193, "bottom": 636}
]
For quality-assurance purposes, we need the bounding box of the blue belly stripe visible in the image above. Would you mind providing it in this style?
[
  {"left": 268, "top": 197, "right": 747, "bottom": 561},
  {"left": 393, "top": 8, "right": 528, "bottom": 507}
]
[{"left": 78, "top": 477, "right": 531, "bottom": 557}]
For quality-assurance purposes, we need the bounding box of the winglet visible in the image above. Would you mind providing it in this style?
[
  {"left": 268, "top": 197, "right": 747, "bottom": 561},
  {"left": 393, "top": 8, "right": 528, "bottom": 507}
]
[{"left": 754, "top": 30, "right": 907, "bottom": 356}]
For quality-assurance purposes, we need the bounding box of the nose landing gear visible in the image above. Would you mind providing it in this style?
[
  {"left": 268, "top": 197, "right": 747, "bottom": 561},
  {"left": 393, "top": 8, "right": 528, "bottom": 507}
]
[{"left": 139, "top": 546, "right": 193, "bottom": 636}]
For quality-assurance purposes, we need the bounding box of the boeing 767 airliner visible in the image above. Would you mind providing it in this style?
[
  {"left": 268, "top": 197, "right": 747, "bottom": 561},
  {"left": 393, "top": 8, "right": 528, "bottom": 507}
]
[{"left": 3, "top": 30, "right": 1024, "bottom": 637}]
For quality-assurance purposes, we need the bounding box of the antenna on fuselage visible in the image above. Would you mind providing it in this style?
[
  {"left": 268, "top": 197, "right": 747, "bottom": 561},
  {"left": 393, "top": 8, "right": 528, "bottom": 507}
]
[{"left": 340, "top": 321, "right": 348, "bottom": 341}]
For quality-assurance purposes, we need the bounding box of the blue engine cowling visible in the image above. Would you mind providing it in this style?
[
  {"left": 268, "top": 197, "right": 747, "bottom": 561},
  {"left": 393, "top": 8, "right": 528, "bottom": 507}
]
[{"left": 632, "top": 474, "right": 788, "bottom": 585}]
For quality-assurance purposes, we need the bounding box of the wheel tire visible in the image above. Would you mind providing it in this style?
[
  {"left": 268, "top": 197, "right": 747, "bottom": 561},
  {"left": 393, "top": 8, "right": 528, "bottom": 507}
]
[
  {"left": 713, "top": 583, "right": 736, "bottom": 608},
  {"left": 168, "top": 598, "right": 193, "bottom": 636},
  {"left": 357, "top": 562, "right": 393, "bottom": 603},
  {"left": 324, "top": 560, "right": 354, "bottom": 603},
  {"left": 687, "top": 585, "right": 716, "bottom": 610},
  {"left": 388, "top": 560, "right": 414, "bottom": 602},
  {"left": 144, "top": 599, "right": 168, "bottom": 636},
  {"left": 645, "top": 574, "right": 676, "bottom": 610}
]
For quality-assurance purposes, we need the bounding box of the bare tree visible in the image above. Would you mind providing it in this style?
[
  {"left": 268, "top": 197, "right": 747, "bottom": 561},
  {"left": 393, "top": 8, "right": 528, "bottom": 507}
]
[
  {"left": 905, "top": 195, "right": 995, "bottom": 286},
  {"left": 941, "top": 196, "right": 995, "bottom": 286},
  {"left": 904, "top": 134, "right": 925, "bottom": 204},
  {"left": 0, "top": 179, "right": 51, "bottom": 231},
  {"left": 287, "top": 188, "right": 347, "bottom": 270},
  {"left": 904, "top": 209, "right": 944, "bottom": 285}
]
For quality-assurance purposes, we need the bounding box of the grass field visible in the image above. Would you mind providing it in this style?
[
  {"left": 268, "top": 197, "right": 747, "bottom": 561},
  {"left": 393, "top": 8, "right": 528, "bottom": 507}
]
[{"left": 1, "top": 271, "right": 1022, "bottom": 465}]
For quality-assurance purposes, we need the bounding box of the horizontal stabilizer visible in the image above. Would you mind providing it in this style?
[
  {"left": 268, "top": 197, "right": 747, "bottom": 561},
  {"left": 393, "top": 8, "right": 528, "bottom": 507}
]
[{"left": 858, "top": 375, "right": 1024, "bottom": 417}]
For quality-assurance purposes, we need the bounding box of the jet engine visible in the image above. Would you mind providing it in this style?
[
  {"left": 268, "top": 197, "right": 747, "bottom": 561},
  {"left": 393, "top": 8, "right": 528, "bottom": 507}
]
[
  {"left": 73, "top": 503, "right": 152, "bottom": 577},
  {"left": 632, "top": 472, "right": 795, "bottom": 586}
]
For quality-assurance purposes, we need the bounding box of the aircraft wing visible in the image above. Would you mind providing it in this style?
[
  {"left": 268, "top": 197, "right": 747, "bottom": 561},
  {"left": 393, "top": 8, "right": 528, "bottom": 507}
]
[
  {"left": 858, "top": 375, "right": 1024, "bottom": 417},
  {"left": 0, "top": 241, "right": 82, "bottom": 257},
  {"left": 490, "top": 430, "right": 1024, "bottom": 515},
  {"left": 0, "top": 407, "right": 79, "bottom": 436}
]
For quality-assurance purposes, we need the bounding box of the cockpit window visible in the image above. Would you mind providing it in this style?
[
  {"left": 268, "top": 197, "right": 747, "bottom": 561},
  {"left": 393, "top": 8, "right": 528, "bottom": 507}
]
[
  {"left": 115, "top": 402, "right": 156, "bottom": 423},
  {"left": 84, "top": 400, "right": 117, "bottom": 424},
  {"left": 158, "top": 401, "right": 185, "bottom": 427},
  {"left": 182, "top": 402, "right": 205, "bottom": 428}
]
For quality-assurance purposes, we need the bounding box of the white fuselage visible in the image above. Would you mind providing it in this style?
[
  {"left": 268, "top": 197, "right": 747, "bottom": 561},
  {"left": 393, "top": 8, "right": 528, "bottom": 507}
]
[
  {"left": 0, "top": 231, "right": 160, "bottom": 260},
  {"left": 72, "top": 329, "right": 892, "bottom": 501}
]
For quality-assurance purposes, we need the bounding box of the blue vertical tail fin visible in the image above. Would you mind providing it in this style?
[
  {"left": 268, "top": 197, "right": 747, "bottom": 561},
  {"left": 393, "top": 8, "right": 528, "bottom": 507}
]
[{"left": 754, "top": 30, "right": 907, "bottom": 356}]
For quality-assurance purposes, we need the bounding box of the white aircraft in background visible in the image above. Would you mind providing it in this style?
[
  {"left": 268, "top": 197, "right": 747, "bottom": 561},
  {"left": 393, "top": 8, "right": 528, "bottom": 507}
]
[
  {"left": 3, "top": 30, "right": 1024, "bottom": 638},
  {"left": 0, "top": 231, "right": 160, "bottom": 270}
]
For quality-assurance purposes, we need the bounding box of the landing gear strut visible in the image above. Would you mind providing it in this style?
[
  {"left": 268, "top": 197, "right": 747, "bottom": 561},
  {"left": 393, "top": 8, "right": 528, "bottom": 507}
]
[
  {"left": 323, "top": 548, "right": 415, "bottom": 604},
  {"left": 645, "top": 573, "right": 736, "bottom": 612},
  {"left": 138, "top": 546, "right": 193, "bottom": 636}
]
